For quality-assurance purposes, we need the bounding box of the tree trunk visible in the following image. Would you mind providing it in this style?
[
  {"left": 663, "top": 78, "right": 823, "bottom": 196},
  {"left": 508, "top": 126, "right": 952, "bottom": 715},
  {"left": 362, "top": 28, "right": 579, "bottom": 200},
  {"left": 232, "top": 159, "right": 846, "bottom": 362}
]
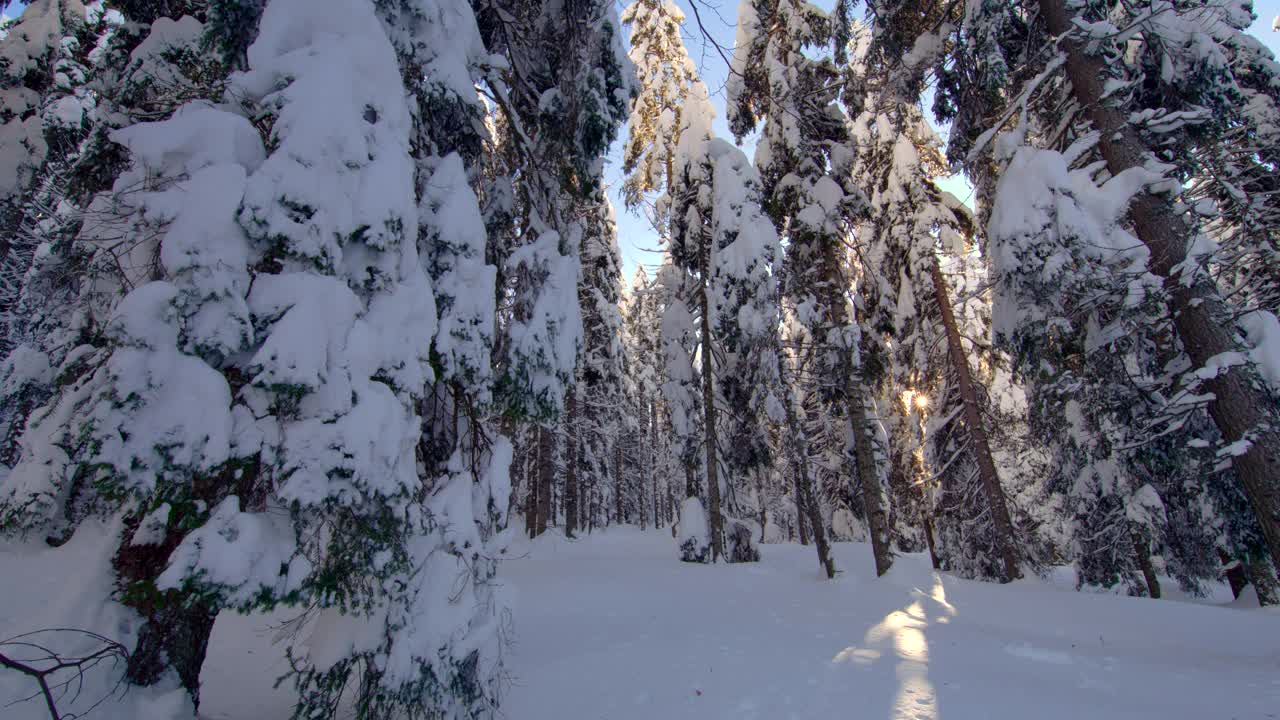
[
  {"left": 564, "top": 393, "right": 579, "bottom": 538},
  {"left": 588, "top": 482, "right": 597, "bottom": 533},
  {"left": 922, "top": 505, "right": 941, "bottom": 570},
  {"left": 114, "top": 513, "right": 216, "bottom": 709},
  {"left": 536, "top": 425, "right": 554, "bottom": 536},
  {"left": 846, "top": 382, "right": 893, "bottom": 577},
  {"left": 699, "top": 282, "right": 726, "bottom": 562},
  {"left": 614, "top": 435, "right": 625, "bottom": 526},
  {"left": 651, "top": 402, "right": 662, "bottom": 528},
  {"left": 1218, "top": 549, "right": 1249, "bottom": 599},
  {"left": 755, "top": 472, "right": 768, "bottom": 542},
  {"left": 653, "top": 475, "right": 662, "bottom": 529},
  {"left": 640, "top": 436, "right": 649, "bottom": 530},
  {"left": 1040, "top": 0, "right": 1280, "bottom": 572},
  {"left": 930, "top": 257, "right": 1021, "bottom": 581},
  {"left": 797, "top": 449, "right": 836, "bottom": 579},
  {"left": 671, "top": 492, "right": 679, "bottom": 535},
  {"left": 820, "top": 237, "right": 892, "bottom": 577},
  {"left": 1245, "top": 554, "right": 1279, "bottom": 607},
  {"left": 525, "top": 442, "right": 538, "bottom": 538},
  {"left": 1130, "top": 529, "right": 1161, "bottom": 599},
  {"left": 125, "top": 604, "right": 216, "bottom": 704},
  {"left": 780, "top": 360, "right": 835, "bottom": 577},
  {"left": 794, "top": 467, "right": 811, "bottom": 546}
]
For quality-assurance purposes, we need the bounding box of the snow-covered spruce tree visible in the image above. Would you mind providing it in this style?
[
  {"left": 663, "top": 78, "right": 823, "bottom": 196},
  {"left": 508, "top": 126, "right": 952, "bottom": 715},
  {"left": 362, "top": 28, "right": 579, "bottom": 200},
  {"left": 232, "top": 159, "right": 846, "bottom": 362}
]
[
  {"left": 0, "top": 6, "right": 260, "bottom": 711},
  {"left": 705, "top": 126, "right": 784, "bottom": 564},
  {"left": 0, "top": 0, "right": 104, "bottom": 353},
  {"left": 1027, "top": 0, "right": 1280, "bottom": 574},
  {"left": 983, "top": 123, "right": 1226, "bottom": 596},
  {"left": 620, "top": 269, "right": 649, "bottom": 526},
  {"left": 0, "top": 1, "right": 254, "bottom": 478},
  {"left": 777, "top": 308, "right": 838, "bottom": 577},
  {"left": 615, "top": 0, "right": 706, "bottom": 540},
  {"left": 727, "top": 0, "right": 892, "bottom": 575},
  {"left": 846, "top": 26, "right": 1023, "bottom": 582},
  {"left": 1102, "top": 5, "right": 1280, "bottom": 592},
  {"left": 377, "top": 0, "right": 520, "bottom": 708},
  {"left": 176, "top": 1, "right": 508, "bottom": 715},
  {"left": 888, "top": 0, "right": 1272, "bottom": 596},
  {"left": 662, "top": 81, "right": 778, "bottom": 564},
  {"left": 0, "top": 0, "right": 115, "bottom": 466},
  {"left": 622, "top": 266, "right": 675, "bottom": 529},
  {"left": 475, "top": 0, "right": 632, "bottom": 538},
  {"left": 619, "top": 0, "right": 697, "bottom": 209},
  {"left": 779, "top": 311, "right": 859, "bottom": 546},
  {"left": 1105, "top": 2, "right": 1280, "bottom": 319},
  {"left": 567, "top": 193, "right": 627, "bottom": 535},
  {"left": 562, "top": 366, "right": 584, "bottom": 533},
  {"left": 1039, "top": 2, "right": 1269, "bottom": 591},
  {"left": 664, "top": 83, "right": 725, "bottom": 561},
  {"left": 911, "top": 5, "right": 1162, "bottom": 591},
  {"left": 658, "top": 258, "right": 706, "bottom": 554},
  {"left": 478, "top": 0, "right": 630, "bottom": 417},
  {"left": 2, "top": 1, "right": 515, "bottom": 716}
]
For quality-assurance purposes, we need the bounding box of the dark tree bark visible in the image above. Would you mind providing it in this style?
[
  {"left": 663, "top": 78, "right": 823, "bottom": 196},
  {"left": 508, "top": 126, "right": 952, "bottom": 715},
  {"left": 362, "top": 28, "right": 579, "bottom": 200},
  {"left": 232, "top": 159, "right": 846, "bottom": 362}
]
[
  {"left": 1245, "top": 555, "right": 1279, "bottom": 607},
  {"left": 921, "top": 504, "right": 941, "bottom": 570},
  {"left": 1040, "top": 0, "right": 1280, "bottom": 572},
  {"left": 639, "top": 433, "right": 649, "bottom": 530},
  {"left": 651, "top": 403, "right": 662, "bottom": 528},
  {"left": 794, "top": 468, "right": 811, "bottom": 546},
  {"left": 588, "top": 481, "right": 597, "bottom": 534},
  {"left": 1219, "top": 549, "right": 1249, "bottom": 599},
  {"left": 755, "top": 473, "right": 768, "bottom": 542},
  {"left": 565, "top": 393, "right": 579, "bottom": 538},
  {"left": 525, "top": 442, "right": 539, "bottom": 538},
  {"left": 698, "top": 276, "right": 726, "bottom": 561},
  {"left": 114, "top": 513, "right": 216, "bottom": 709},
  {"left": 847, "top": 391, "right": 893, "bottom": 577},
  {"left": 930, "top": 257, "right": 1021, "bottom": 581},
  {"left": 781, "top": 363, "right": 835, "bottom": 577},
  {"left": 796, "top": 451, "right": 836, "bottom": 579},
  {"left": 576, "top": 480, "right": 584, "bottom": 535},
  {"left": 125, "top": 604, "right": 216, "bottom": 702},
  {"left": 818, "top": 238, "right": 893, "bottom": 577},
  {"left": 1129, "top": 529, "right": 1161, "bottom": 599},
  {"left": 535, "top": 425, "right": 555, "bottom": 536},
  {"left": 614, "top": 435, "right": 625, "bottom": 525}
]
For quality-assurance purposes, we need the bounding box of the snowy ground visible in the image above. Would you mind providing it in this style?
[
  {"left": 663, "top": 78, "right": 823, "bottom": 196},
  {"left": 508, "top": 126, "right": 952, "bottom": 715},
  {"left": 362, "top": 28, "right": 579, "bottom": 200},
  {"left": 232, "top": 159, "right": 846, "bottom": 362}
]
[
  {"left": 4, "top": 526, "right": 1279, "bottom": 719},
  {"left": 490, "top": 529, "right": 1280, "bottom": 720}
]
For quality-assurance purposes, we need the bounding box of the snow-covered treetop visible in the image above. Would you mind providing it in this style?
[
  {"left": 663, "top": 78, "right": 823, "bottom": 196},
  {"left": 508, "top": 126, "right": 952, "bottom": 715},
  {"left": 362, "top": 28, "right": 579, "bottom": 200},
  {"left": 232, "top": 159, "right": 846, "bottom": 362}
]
[{"left": 621, "top": 0, "right": 698, "bottom": 207}]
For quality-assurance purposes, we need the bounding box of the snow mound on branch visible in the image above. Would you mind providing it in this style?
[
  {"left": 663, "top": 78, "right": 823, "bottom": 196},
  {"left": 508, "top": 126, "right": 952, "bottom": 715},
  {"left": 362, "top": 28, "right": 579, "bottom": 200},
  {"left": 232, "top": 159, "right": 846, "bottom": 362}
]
[
  {"left": 1239, "top": 310, "right": 1280, "bottom": 392},
  {"left": 725, "top": 517, "right": 760, "bottom": 563},
  {"left": 422, "top": 153, "right": 496, "bottom": 395},
  {"left": 158, "top": 496, "right": 308, "bottom": 606},
  {"left": 987, "top": 142, "right": 1155, "bottom": 341},
  {"left": 677, "top": 496, "right": 709, "bottom": 563}
]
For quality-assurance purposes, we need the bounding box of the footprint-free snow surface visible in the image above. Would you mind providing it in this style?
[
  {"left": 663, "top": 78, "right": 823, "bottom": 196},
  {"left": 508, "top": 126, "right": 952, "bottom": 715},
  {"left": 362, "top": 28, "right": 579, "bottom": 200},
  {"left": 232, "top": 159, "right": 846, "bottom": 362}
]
[
  {"left": 4, "top": 526, "right": 1279, "bottom": 719},
  {"left": 484, "top": 528, "right": 1280, "bottom": 720}
]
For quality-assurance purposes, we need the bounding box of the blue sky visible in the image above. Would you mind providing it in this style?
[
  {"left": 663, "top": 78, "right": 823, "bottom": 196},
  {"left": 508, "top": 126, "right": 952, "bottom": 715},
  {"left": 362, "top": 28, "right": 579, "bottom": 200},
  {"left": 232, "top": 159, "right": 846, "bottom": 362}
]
[{"left": 6, "top": 0, "right": 1280, "bottom": 279}]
